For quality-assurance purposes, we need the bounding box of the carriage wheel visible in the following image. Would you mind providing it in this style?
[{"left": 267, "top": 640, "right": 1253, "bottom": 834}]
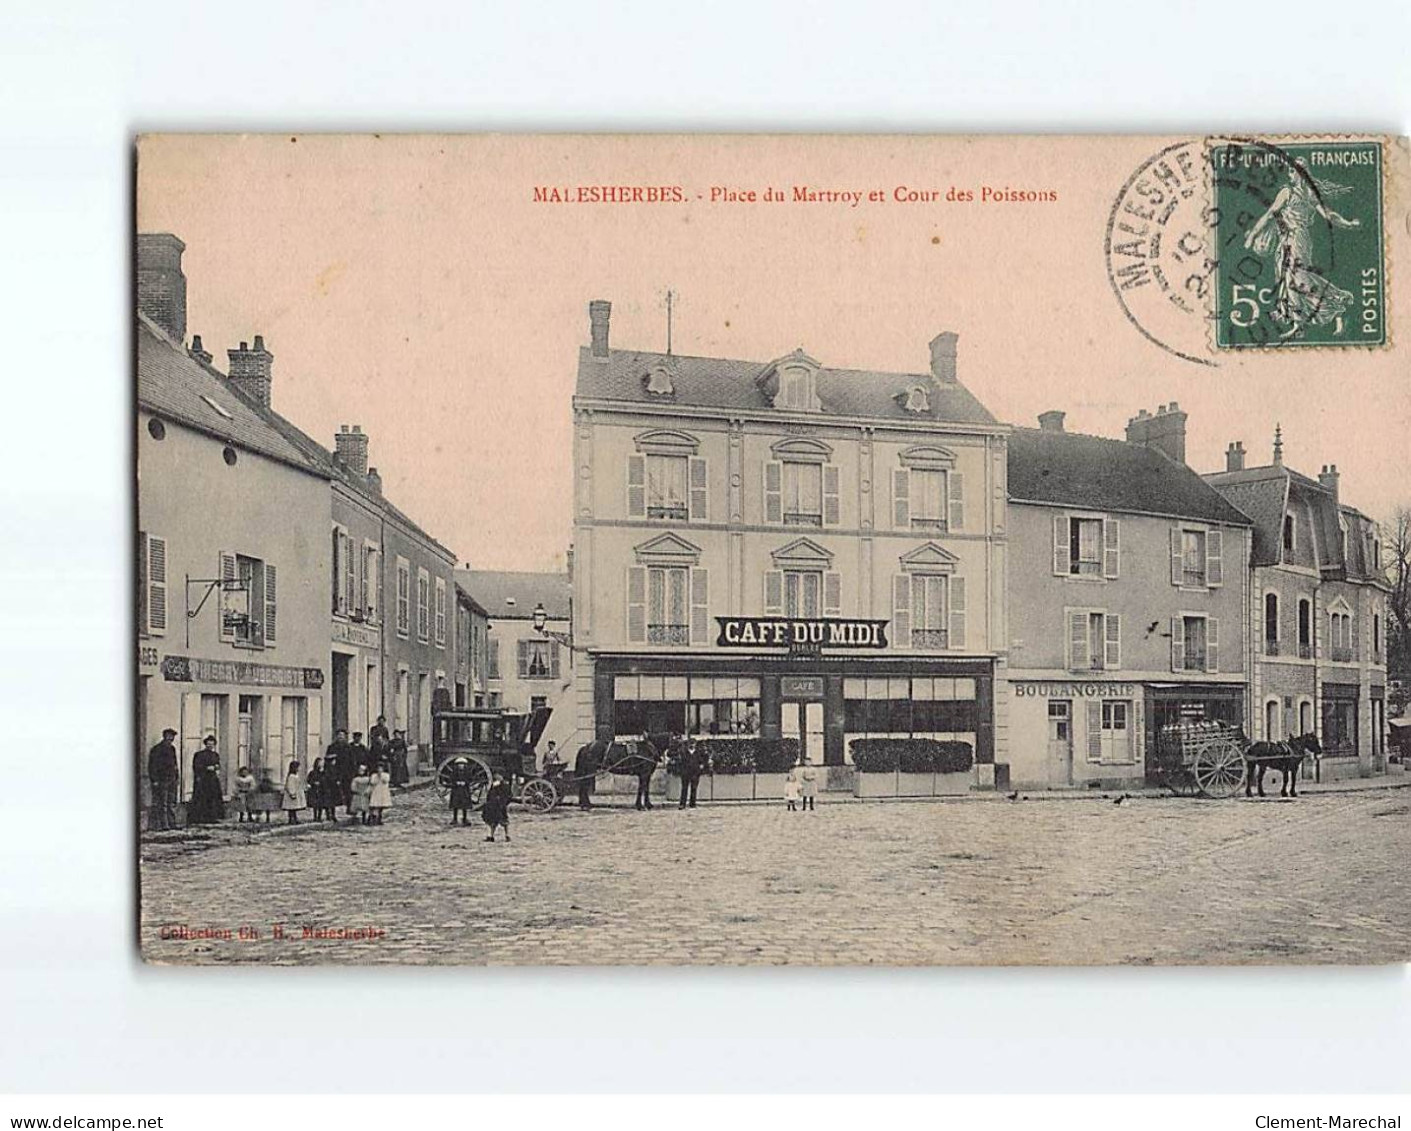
[
  {"left": 1192, "top": 740, "right": 1247, "bottom": 799},
  {"left": 521, "top": 778, "right": 558, "bottom": 812},
  {"left": 435, "top": 756, "right": 492, "bottom": 811}
]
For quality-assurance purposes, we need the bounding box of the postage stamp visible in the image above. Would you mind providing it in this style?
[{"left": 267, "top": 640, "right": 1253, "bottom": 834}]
[{"left": 1210, "top": 139, "right": 1385, "bottom": 349}]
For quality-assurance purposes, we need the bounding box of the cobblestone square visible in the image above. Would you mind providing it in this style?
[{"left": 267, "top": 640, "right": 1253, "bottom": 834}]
[{"left": 140, "top": 785, "right": 1411, "bottom": 966}]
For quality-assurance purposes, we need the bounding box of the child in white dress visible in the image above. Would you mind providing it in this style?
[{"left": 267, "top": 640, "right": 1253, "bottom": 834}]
[{"left": 368, "top": 765, "right": 392, "bottom": 825}]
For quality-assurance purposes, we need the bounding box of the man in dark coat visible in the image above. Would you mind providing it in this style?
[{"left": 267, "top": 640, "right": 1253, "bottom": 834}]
[
  {"left": 326, "top": 729, "right": 351, "bottom": 810},
  {"left": 146, "top": 727, "right": 179, "bottom": 831},
  {"left": 369, "top": 715, "right": 390, "bottom": 752},
  {"left": 676, "top": 735, "right": 705, "bottom": 809},
  {"left": 574, "top": 741, "right": 601, "bottom": 809},
  {"left": 432, "top": 675, "right": 454, "bottom": 714}
]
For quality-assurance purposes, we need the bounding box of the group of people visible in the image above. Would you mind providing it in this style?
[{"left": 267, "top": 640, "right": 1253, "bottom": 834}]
[{"left": 143, "top": 714, "right": 412, "bottom": 832}]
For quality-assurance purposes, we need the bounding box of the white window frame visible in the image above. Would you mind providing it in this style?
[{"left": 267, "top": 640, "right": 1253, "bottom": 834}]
[
  {"left": 1052, "top": 512, "right": 1120, "bottom": 581},
  {"left": 1065, "top": 607, "right": 1121, "bottom": 672},
  {"left": 1172, "top": 611, "right": 1219, "bottom": 673},
  {"left": 362, "top": 541, "right": 380, "bottom": 623}
]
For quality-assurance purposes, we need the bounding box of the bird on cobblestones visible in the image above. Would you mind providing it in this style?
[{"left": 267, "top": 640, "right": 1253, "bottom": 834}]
[
  {"left": 1113, "top": 793, "right": 1132, "bottom": 806},
  {"left": 1006, "top": 791, "right": 1019, "bottom": 801}
]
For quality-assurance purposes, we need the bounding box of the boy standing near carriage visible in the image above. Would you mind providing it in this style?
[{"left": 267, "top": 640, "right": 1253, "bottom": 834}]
[{"left": 483, "top": 773, "right": 512, "bottom": 842}]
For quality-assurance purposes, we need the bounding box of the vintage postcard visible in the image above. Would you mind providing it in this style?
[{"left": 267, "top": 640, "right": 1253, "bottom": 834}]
[{"left": 135, "top": 134, "right": 1410, "bottom": 965}]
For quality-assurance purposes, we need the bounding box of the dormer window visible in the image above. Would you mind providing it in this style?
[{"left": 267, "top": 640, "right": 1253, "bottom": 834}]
[
  {"left": 1282, "top": 513, "right": 1294, "bottom": 552},
  {"left": 757, "top": 350, "right": 822, "bottom": 412},
  {"left": 901, "top": 385, "right": 930, "bottom": 414},
  {"left": 643, "top": 361, "right": 676, "bottom": 396}
]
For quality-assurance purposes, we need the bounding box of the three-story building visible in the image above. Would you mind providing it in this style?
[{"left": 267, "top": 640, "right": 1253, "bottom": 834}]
[
  {"left": 570, "top": 301, "right": 1011, "bottom": 786},
  {"left": 1005, "top": 405, "right": 1253, "bottom": 789}
]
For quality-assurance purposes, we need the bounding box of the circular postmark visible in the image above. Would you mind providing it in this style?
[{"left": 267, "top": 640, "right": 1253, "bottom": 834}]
[{"left": 1106, "top": 137, "right": 1382, "bottom": 362}]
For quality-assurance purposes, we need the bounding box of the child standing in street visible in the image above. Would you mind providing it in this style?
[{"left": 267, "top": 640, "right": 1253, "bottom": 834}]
[
  {"left": 349, "top": 764, "right": 372, "bottom": 826},
  {"left": 482, "top": 773, "right": 511, "bottom": 842},
  {"left": 233, "top": 765, "right": 257, "bottom": 823},
  {"left": 282, "top": 760, "right": 306, "bottom": 825},
  {"left": 799, "top": 758, "right": 818, "bottom": 812},
  {"left": 784, "top": 763, "right": 802, "bottom": 811},
  {"left": 306, "top": 757, "right": 330, "bottom": 821},
  {"left": 368, "top": 763, "right": 392, "bottom": 825}
]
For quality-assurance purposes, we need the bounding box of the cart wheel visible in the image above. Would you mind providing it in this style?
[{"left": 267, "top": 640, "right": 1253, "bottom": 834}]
[
  {"left": 1192, "top": 740, "right": 1246, "bottom": 799},
  {"left": 521, "top": 779, "right": 558, "bottom": 812},
  {"left": 434, "top": 757, "right": 456, "bottom": 800},
  {"left": 437, "top": 756, "right": 492, "bottom": 810}
]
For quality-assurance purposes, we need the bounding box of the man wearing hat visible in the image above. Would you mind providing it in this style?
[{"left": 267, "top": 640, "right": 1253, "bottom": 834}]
[{"left": 147, "top": 727, "right": 180, "bottom": 831}]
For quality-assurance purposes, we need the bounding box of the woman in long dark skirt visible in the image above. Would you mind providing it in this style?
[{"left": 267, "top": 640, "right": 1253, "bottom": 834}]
[
  {"left": 482, "top": 773, "right": 511, "bottom": 842},
  {"left": 187, "top": 736, "right": 226, "bottom": 825}
]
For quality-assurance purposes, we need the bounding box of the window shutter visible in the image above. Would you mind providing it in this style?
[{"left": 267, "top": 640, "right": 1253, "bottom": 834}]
[
  {"left": 1170, "top": 528, "right": 1184, "bottom": 586},
  {"left": 892, "top": 574, "right": 911, "bottom": 648},
  {"left": 949, "top": 576, "right": 967, "bottom": 649},
  {"left": 1053, "top": 515, "right": 1069, "bottom": 576},
  {"left": 517, "top": 639, "right": 530, "bottom": 678},
  {"left": 219, "top": 551, "right": 237, "bottom": 641},
  {"left": 345, "top": 533, "right": 356, "bottom": 616},
  {"left": 549, "top": 642, "right": 561, "bottom": 680},
  {"left": 1206, "top": 617, "right": 1220, "bottom": 673},
  {"left": 1068, "top": 609, "right": 1088, "bottom": 671},
  {"left": 626, "top": 566, "right": 646, "bottom": 643},
  {"left": 690, "top": 567, "right": 709, "bottom": 645},
  {"left": 764, "top": 570, "right": 784, "bottom": 616},
  {"left": 948, "top": 471, "right": 965, "bottom": 531},
  {"left": 137, "top": 532, "right": 149, "bottom": 637},
  {"left": 823, "top": 464, "right": 840, "bottom": 526},
  {"left": 1103, "top": 519, "right": 1120, "bottom": 579},
  {"left": 148, "top": 535, "right": 168, "bottom": 636},
  {"left": 1087, "top": 701, "right": 1103, "bottom": 762},
  {"left": 627, "top": 455, "right": 646, "bottom": 518},
  {"left": 689, "top": 456, "right": 708, "bottom": 522},
  {"left": 1206, "top": 528, "right": 1223, "bottom": 587},
  {"left": 263, "top": 562, "right": 277, "bottom": 644},
  {"left": 1104, "top": 612, "right": 1120, "bottom": 670},
  {"left": 764, "top": 461, "right": 783, "bottom": 524},
  {"left": 824, "top": 571, "right": 842, "bottom": 617},
  {"left": 893, "top": 468, "right": 910, "bottom": 528},
  {"left": 1170, "top": 616, "right": 1183, "bottom": 672}
]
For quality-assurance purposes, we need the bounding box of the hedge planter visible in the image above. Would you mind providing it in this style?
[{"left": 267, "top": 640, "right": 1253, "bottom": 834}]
[{"left": 854, "top": 770, "right": 974, "bottom": 798}]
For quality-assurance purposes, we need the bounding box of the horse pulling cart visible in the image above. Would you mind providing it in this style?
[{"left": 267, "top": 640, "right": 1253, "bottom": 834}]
[
  {"left": 430, "top": 708, "right": 658, "bottom": 813},
  {"left": 1151, "top": 720, "right": 1320, "bottom": 799}
]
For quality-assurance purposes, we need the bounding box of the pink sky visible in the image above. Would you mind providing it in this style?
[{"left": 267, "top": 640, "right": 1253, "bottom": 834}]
[{"left": 137, "top": 135, "right": 1410, "bottom": 569}]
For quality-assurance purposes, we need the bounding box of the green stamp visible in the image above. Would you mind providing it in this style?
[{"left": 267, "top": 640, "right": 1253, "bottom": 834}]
[{"left": 1212, "top": 140, "right": 1384, "bottom": 348}]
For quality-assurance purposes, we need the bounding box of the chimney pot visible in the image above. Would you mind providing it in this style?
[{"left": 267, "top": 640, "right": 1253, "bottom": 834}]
[
  {"left": 589, "top": 299, "right": 611, "bottom": 359},
  {"left": 1037, "top": 410, "right": 1066, "bottom": 433},
  {"left": 334, "top": 424, "right": 370, "bottom": 477},
  {"left": 1226, "top": 441, "right": 1246, "bottom": 472},
  {"left": 227, "top": 336, "right": 274, "bottom": 408},
  {"left": 928, "top": 331, "right": 959, "bottom": 382}
]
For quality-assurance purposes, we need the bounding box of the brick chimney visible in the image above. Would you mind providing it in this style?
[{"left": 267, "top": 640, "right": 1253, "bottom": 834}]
[
  {"left": 1125, "top": 401, "right": 1187, "bottom": 465},
  {"left": 1319, "top": 464, "right": 1340, "bottom": 505},
  {"left": 188, "top": 334, "right": 213, "bottom": 366},
  {"left": 227, "top": 336, "right": 273, "bottom": 408},
  {"left": 928, "top": 331, "right": 958, "bottom": 382},
  {"left": 137, "top": 233, "right": 187, "bottom": 343},
  {"left": 1037, "top": 410, "right": 1066, "bottom": 433},
  {"left": 335, "top": 425, "right": 370, "bottom": 476},
  {"left": 366, "top": 465, "right": 382, "bottom": 495},
  {"left": 1225, "top": 440, "right": 1245, "bottom": 472},
  {"left": 589, "top": 300, "right": 612, "bottom": 359}
]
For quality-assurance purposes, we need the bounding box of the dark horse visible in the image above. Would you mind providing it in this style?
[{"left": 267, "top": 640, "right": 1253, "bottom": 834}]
[
  {"left": 1244, "top": 733, "right": 1322, "bottom": 798},
  {"left": 570, "top": 739, "right": 661, "bottom": 810}
]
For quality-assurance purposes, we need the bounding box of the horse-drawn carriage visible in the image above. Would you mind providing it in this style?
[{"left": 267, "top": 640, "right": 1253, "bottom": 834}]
[
  {"left": 430, "top": 707, "right": 660, "bottom": 813},
  {"left": 1150, "top": 719, "right": 1320, "bottom": 799}
]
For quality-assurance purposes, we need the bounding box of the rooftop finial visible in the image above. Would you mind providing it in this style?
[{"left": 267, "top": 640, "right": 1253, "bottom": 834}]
[{"left": 1273, "top": 423, "right": 1284, "bottom": 466}]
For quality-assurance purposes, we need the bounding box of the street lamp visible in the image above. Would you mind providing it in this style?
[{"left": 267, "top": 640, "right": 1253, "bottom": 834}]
[{"left": 532, "top": 601, "right": 577, "bottom": 651}]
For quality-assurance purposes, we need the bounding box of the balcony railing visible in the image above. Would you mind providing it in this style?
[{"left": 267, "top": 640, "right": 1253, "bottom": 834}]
[
  {"left": 648, "top": 623, "right": 689, "bottom": 645},
  {"left": 1331, "top": 646, "right": 1354, "bottom": 663},
  {"left": 784, "top": 511, "right": 823, "bottom": 527},
  {"left": 913, "top": 627, "right": 950, "bottom": 650},
  {"left": 910, "top": 517, "right": 948, "bottom": 532},
  {"left": 647, "top": 503, "right": 688, "bottom": 521}
]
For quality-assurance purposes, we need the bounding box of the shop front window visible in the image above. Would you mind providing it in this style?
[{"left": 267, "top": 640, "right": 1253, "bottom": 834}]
[{"left": 612, "top": 675, "right": 761, "bottom": 740}]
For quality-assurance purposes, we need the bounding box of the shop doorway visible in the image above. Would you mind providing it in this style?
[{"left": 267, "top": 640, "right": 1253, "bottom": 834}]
[
  {"left": 1047, "top": 700, "right": 1072, "bottom": 786},
  {"left": 782, "top": 700, "right": 826, "bottom": 766},
  {"left": 237, "top": 694, "right": 264, "bottom": 778},
  {"left": 331, "top": 653, "right": 352, "bottom": 736}
]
